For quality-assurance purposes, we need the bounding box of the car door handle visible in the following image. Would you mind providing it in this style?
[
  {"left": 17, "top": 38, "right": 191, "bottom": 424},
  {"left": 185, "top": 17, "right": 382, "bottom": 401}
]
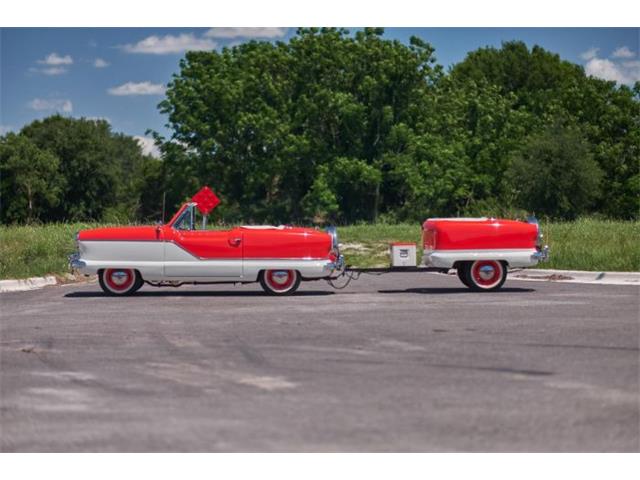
[{"left": 229, "top": 237, "right": 242, "bottom": 246}]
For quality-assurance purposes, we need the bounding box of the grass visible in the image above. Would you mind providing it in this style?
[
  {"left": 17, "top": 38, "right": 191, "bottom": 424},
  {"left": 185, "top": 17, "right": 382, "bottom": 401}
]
[
  {"left": 0, "top": 223, "right": 100, "bottom": 280},
  {"left": 1, "top": 219, "right": 638, "bottom": 279}
]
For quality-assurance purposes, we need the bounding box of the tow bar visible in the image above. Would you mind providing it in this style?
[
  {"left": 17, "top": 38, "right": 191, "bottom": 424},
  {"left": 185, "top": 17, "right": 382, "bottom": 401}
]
[{"left": 327, "top": 265, "right": 448, "bottom": 289}]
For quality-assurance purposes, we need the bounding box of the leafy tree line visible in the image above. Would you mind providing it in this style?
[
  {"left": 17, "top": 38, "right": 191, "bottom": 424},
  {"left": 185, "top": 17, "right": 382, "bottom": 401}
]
[
  {"left": 2, "top": 28, "right": 638, "bottom": 224},
  {"left": 0, "top": 116, "right": 160, "bottom": 223}
]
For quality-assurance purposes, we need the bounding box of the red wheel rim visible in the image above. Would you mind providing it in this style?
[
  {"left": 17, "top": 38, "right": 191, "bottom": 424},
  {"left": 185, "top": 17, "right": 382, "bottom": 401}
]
[
  {"left": 104, "top": 269, "right": 134, "bottom": 291},
  {"left": 471, "top": 261, "right": 503, "bottom": 288},
  {"left": 265, "top": 270, "right": 295, "bottom": 292}
]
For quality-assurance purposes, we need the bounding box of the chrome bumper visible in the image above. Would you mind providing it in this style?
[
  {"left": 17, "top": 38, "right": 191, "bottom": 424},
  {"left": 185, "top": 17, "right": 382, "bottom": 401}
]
[
  {"left": 323, "top": 254, "right": 345, "bottom": 273},
  {"left": 68, "top": 252, "right": 86, "bottom": 270},
  {"left": 532, "top": 245, "right": 550, "bottom": 262}
]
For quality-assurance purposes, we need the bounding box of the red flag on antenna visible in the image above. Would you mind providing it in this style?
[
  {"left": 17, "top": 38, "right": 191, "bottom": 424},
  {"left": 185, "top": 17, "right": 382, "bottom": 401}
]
[{"left": 191, "top": 186, "right": 220, "bottom": 215}]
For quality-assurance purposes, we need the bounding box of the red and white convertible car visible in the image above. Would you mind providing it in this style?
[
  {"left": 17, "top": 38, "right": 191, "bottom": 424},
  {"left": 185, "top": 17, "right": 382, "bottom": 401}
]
[{"left": 70, "top": 202, "right": 343, "bottom": 296}]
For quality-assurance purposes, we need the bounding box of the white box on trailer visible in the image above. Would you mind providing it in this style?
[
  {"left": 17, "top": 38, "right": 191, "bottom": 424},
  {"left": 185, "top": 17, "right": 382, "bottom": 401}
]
[{"left": 390, "top": 243, "right": 417, "bottom": 267}]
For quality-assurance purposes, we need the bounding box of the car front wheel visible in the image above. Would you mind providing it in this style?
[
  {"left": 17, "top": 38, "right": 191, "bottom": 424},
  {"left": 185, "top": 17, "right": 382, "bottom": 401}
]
[
  {"left": 259, "top": 269, "right": 301, "bottom": 296},
  {"left": 99, "top": 268, "right": 143, "bottom": 295},
  {"left": 463, "top": 260, "right": 507, "bottom": 292}
]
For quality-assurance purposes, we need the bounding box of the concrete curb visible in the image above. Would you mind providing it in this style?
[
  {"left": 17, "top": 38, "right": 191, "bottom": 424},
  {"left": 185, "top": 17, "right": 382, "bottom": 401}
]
[
  {"left": 0, "top": 275, "right": 58, "bottom": 293},
  {"left": 510, "top": 268, "right": 640, "bottom": 286}
]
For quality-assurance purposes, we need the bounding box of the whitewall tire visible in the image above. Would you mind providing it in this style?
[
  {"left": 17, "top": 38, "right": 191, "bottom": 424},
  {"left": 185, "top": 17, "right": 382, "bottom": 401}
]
[
  {"left": 99, "top": 268, "right": 143, "bottom": 296},
  {"left": 259, "top": 269, "right": 301, "bottom": 296},
  {"left": 463, "top": 260, "right": 507, "bottom": 292}
]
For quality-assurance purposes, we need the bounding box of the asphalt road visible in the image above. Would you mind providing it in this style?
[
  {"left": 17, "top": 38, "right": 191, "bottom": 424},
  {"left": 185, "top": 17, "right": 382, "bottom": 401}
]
[{"left": 1, "top": 273, "right": 638, "bottom": 452}]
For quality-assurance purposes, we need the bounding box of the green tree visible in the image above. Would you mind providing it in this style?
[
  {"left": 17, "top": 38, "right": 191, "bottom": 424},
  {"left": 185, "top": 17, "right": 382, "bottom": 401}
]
[
  {"left": 452, "top": 41, "right": 639, "bottom": 219},
  {"left": 18, "top": 116, "right": 156, "bottom": 222},
  {"left": 505, "top": 124, "right": 604, "bottom": 219},
  {"left": 158, "top": 28, "right": 442, "bottom": 223},
  {"left": 0, "top": 133, "right": 64, "bottom": 223}
]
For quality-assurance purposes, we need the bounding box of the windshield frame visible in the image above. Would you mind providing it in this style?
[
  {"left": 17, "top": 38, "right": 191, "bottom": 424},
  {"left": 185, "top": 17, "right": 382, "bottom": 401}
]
[{"left": 171, "top": 203, "right": 196, "bottom": 231}]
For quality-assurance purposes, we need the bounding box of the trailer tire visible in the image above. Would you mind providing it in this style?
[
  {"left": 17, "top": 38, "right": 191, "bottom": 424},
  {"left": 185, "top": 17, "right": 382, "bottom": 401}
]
[{"left": 463, "top": 260, "right": 507, "bottom": 292}]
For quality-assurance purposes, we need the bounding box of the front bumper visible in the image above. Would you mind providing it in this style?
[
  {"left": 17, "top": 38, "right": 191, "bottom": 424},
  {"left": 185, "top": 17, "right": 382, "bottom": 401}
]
[{"left": 68, "top": 252, "right": 86, "bottom": 271}]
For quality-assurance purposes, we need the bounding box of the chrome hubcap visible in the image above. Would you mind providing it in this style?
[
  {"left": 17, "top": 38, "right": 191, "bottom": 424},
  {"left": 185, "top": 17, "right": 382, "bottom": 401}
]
[
  {"left": 478, "top": 265, "right": 495, "bottom": 280},
  {"left": 271, "top": 271, "right": 289, "bottom": 285},
  {"left": 110, "top": 271, "right": 129, "bottom": 286}
]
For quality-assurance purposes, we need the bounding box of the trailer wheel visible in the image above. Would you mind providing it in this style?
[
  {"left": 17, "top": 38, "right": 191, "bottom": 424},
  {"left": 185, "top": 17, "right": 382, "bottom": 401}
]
[
  {"left": 456, "top": 262, "right": 471, "bottom": 287},
  {"left": 463, "top": 260, "right": 507, "bottom": 292},
  {"left": 99, "top": 268, "right": 143, "bottom": 296}
]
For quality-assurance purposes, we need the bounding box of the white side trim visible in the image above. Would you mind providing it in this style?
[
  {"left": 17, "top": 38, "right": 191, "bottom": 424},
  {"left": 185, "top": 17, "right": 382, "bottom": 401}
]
[
  {"left": 422, "top": 248, "right": 539, "bottom": 269},
  {"left": 163, "top": 242, "right": 242, "bottom": 278},
  {"left": 79, "top": 241, "right": 164, "bottom": 278},
  {"left": 243, "top": 259, "right": 332, "bottom": 281},
  {"left": 75, "top": 240, "right": 334, "bottom": 282}
]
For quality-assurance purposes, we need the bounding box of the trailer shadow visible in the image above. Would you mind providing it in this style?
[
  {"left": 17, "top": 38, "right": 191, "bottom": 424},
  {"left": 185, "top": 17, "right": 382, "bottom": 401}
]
[
  {"left": 64, "top": 290, "right": 335, "bottom": 298},
  {"left": 378, "top": 287, "right": 536, "bottom": 295}
]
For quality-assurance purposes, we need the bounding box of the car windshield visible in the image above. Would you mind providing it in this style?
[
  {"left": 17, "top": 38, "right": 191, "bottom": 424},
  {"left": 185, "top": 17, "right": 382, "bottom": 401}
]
[{"left": 172, "top": 204, "right": 221, "bottom": 231}]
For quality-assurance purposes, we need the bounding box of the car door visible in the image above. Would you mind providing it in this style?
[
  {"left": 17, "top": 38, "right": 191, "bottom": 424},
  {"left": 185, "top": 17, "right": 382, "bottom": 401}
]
[{"left": 163, "top": 227, "right": 243, "bottom": 279}]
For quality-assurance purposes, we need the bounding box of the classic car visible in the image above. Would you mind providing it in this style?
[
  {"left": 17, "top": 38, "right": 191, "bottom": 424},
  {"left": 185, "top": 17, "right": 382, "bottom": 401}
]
[
  {"left": 69, "top": 202, "right": 344, "bottom": 296},
  {"left": 422, "top": 217, "right": 549, "bottom": 291}
]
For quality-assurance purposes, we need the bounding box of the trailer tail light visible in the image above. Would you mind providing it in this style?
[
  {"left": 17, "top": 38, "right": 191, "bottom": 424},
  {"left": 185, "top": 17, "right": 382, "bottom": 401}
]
[{"left": 423, "top": 228, "right": 437, "bottom": 251}]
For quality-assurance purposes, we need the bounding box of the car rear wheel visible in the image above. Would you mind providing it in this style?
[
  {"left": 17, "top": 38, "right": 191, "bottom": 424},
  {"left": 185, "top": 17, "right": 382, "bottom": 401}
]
[
  {"left": 259, "top": 269, "right": 300, "bottom": 296},
  {"left": 463, "top": 260, "right": 507, "bottom": 292},
  {"left": 99, "top": 268, "right": 143, "bottom": 296}
]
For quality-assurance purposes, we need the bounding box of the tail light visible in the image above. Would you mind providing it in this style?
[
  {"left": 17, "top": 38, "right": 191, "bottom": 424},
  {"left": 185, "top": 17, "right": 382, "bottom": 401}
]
[{"left": 423, "top": 228, "right": 437, "bottom": 251}]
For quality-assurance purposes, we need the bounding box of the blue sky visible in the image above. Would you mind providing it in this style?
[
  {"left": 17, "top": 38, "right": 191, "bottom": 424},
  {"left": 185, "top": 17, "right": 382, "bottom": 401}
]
[{"left": 1, "top": 27, "right": 638, "bottom": 155}]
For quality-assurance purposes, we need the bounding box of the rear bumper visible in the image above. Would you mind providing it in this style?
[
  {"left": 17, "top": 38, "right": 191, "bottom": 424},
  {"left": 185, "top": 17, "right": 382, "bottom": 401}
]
[
  {"left": 323, "top": 255, "right": 345, "bottom": 274},
  {"left": 422, "top": 248, "right": 547, "bottom": 269}
]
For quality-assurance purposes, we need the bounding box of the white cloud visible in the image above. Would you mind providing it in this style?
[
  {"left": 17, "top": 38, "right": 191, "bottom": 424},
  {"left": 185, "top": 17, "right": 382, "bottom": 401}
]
[
  {"left": 107, "top": 81, "right": 166, "bottom": 96},
  {"left": 580, "top": 47, "right": 599, "bottom": 60},
  {"left": 204, "top": 27, "right": 288, "bottom": 39},
  {"left": 134, "top": 136, "right": 161, "bottom": 158},
  {"left": 28, "top": 98, "right": 73, "bottom": 113},
  {"left": 94, "top": 58, "right": 109, "bottom": 68},
  {"left": 40, "top": 66, "right": 67, "bottom": 75},
  {"left": 612, "top": 46, "right": 635, "bottom": 59},
  {"left": 584, "top": 57, "right": 640, "bottom": 85},
  {"left": 38, "top": 52, "right": 73, "bottom": 66},
  {"left": 122, "top": 34, "right": 217, "bottom": 54}
]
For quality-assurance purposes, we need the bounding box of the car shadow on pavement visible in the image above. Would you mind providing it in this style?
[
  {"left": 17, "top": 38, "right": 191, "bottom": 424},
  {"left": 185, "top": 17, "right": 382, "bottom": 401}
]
[
  {"left": 64, "top": 290, "right": 335, "bottom": 298},
  {"left": 378, "top": 287, "right": 535, "bottom": 294}
]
